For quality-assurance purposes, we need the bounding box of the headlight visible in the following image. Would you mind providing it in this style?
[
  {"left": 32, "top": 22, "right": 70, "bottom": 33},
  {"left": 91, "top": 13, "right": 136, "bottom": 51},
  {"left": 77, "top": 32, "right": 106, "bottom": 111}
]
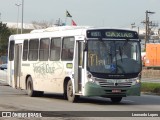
[
  {"left": 136, "top": 79, "right": 140, "bottom": 83},
  {"left": 87, "top": 72, "right": 95, "bottom": 83},
  {"left": 87, "top": 73, "right": 92, "bottom": 79},
  {"left": 131, "top": 77, "right": 141, "bottom": 85}
]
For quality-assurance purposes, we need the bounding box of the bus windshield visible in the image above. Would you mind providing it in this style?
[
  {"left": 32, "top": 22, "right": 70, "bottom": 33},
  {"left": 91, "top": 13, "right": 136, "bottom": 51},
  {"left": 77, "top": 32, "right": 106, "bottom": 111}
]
[{"left": 87, "top": 40, "right": 141, "bottom": 74}]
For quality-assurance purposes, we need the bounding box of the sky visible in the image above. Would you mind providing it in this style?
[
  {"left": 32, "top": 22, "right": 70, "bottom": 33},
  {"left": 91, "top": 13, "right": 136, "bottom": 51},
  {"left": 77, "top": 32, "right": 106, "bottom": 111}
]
[{"left": 0, "top": 0, "right": 160, "bottom": 29}]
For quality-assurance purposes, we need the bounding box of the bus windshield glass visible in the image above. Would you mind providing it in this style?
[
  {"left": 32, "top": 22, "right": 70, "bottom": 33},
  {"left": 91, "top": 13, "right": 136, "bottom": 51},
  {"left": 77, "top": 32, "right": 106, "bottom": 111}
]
[{"left": 87, "top": 40, "right": 141, "bottom": 74}]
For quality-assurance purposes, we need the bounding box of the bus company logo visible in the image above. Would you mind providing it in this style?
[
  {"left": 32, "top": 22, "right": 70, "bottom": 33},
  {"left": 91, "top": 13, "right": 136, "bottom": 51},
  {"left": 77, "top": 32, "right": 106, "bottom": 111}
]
[
  {"left": 2, "top": 112, "right": 11, "bottom": 117},
  {"left": 33, "top": 62, "right": 55, "bottom": 75},
  {"left": 33, "top": 62, "right": 64, "bottom": 76}
]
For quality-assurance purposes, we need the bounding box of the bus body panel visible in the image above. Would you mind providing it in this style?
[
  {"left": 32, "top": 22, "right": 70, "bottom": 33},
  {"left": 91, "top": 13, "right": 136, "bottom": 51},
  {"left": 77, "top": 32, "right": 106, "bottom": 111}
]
[{"left": 20, "top": 61, "right": 67, "bottom": 93}]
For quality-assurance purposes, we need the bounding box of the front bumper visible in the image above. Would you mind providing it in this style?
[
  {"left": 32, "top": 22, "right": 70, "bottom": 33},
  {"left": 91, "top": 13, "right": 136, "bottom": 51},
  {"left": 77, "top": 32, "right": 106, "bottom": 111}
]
[{"left": 84, "top": 82, "right": 141, "bottom": 97}]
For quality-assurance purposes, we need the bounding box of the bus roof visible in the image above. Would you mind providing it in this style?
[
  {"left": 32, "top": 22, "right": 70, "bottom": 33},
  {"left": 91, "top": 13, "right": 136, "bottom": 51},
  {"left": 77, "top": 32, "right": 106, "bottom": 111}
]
[
  {"left": 30, "top": 26, "right": 92, "bottom": 33},
  {"left": 30, "top": 26, "right": 136, "bottom": 33},
  {"left": 9, "top": 26, "right": 138, "bottom": 40},
  {"left": 9, "top": 26, "right": 90, "bottom": 40}
]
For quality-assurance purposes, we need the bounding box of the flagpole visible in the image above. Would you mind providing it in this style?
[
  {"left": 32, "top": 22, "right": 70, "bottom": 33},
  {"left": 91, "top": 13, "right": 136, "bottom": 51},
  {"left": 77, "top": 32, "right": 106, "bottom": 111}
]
[
  {"left": 70, "top": 17, "right": 72, "bottom": 26},
  {"left": 65, "top": 10, "right": 68, "bottom": 25},
  {"left": 65, "top": 16, "right": 67, "bottom": 26}
]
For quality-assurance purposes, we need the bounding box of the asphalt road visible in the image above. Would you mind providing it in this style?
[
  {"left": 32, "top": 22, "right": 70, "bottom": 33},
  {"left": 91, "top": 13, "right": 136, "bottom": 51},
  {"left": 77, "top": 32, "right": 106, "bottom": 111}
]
[
  {"left": 0, "top": 70, "right": 160, "bottom": 120},
  {"left": 0, "top": 81, "right": 160, "bottom": 120}
]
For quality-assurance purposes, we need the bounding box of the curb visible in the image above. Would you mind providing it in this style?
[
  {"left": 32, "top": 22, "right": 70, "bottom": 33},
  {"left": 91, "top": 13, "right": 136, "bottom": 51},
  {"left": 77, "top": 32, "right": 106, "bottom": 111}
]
[{"left": 141, "top": 92, "right": 160, "bottom": 96}]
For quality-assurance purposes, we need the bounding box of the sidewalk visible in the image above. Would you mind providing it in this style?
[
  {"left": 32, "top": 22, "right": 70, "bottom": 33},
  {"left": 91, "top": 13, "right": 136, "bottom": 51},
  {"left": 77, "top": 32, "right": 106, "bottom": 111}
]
[
  {"left": 141, "top": 78, "right": 160, "bottom": 83},
  {"left": 0, "top": 69, "right": 8, "bottom": 85}
]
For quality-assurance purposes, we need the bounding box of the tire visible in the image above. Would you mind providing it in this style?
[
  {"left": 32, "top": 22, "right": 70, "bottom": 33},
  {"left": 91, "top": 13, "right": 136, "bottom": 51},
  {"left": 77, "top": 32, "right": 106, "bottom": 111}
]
[
  {"left": 67, "top": 80, "right": 79, "bottom": 102},
  {"left": 110, "top": 97, "right": 122, "bottom": 103},
  {"left": 35, "top": 91, "right": 44, "bottom": 97},
  {"left": 27, "top": 76, "right": 43, "bottom": 97},
  {"left": 63, "top": 90, "right": 67, "bottom": 100}
]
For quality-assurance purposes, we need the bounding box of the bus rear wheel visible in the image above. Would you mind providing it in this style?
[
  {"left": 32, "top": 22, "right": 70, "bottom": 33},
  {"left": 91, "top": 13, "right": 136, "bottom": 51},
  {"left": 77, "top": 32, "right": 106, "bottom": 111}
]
[
  {"left": 27, "top": 77, "right": 43, "bottom": 97},
  {"left": 110, "top": 97, "right": 122, "bottom": 103},
  {"left": 67, "top": 80, "right": 79, "bottom": 102}
]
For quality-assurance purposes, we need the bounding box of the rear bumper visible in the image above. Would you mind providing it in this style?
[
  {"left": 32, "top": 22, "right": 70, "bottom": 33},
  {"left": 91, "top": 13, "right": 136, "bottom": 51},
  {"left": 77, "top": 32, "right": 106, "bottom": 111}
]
[{"left": 84, "top": 82, "right": 141, "bottom": 97}]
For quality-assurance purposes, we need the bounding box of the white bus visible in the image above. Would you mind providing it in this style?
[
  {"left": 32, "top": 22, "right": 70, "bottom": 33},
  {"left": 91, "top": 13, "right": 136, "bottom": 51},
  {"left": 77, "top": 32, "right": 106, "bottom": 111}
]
[{"left": 8, "top": 26, "right": 142, "bottom": 103}]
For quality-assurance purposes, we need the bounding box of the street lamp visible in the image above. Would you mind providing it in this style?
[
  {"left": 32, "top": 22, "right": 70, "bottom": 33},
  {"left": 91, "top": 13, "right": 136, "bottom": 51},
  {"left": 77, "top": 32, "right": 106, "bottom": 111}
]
[
  {"left": 0, "top": 13, "right": 1, "bottom": 21},
  {"left": 131, "top": 23, "right": 139, "bottom": 35},
  {"left": 21, "top": 0, "right": 24, "bottom": 34},
  {"left": 15, "top": 3, "right": 21, "bottom": 34}
]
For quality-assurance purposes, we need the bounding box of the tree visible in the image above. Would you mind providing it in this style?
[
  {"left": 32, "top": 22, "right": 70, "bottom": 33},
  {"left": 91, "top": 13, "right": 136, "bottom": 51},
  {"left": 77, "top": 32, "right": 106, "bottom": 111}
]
[{"left": 0, "top": 22, "right": 13, "bottom": 56}]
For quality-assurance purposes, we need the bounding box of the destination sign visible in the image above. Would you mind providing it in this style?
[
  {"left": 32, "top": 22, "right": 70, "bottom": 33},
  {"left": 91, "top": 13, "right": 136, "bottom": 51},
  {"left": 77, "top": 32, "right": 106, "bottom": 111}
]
[
  {"left": 105, "top": 31, "right": 134, "bottom": 38},
  {"left": 87, "top": 29, "right": 138, "bottom": 39}
]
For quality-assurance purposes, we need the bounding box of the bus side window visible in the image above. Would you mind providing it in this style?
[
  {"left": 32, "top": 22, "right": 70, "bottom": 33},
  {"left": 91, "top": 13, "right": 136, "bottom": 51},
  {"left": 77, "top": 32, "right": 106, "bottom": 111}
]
[
  {"left": 28, "top": 39, "right": 39, "bottom": 61},
  {"left": 9, "top": 40, "right": 15, "bottom": 61},
  {"left": 61, "top": 37, "right": 74, "bottom": 61},
  {"left": 22, "top": 39, "right": 28, "bottom": 61},
  {"left": 39, "top": 38, "right": 49, "bottom": 61},
  {"left": 50, "top": 37, "right": 61, "bottom": 61}
]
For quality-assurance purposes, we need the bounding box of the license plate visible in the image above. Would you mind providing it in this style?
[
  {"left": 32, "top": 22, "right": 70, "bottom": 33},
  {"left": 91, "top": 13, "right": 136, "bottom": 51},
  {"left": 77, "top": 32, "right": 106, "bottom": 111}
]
[{"left": 112, "top": 89, "right": 121, "bottom": 93}]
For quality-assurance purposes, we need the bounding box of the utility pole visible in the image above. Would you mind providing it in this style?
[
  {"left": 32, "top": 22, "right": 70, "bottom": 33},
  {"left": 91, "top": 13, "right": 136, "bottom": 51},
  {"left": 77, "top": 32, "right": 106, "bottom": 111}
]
[
  {"left": 142, "top": 10, "right": 155, "bottom": 49},
  {"left": 145, "top": 11, "right": 148, "bottom": 45}
]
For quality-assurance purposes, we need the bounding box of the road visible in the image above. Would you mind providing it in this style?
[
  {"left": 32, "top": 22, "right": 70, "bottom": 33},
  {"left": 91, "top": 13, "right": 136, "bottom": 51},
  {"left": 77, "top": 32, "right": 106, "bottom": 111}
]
[
  {"left": 0, "top": 70, "right": 160, "bottom": 120},
  {"left": 0, "top": 81, "right": 160, "bottom": 120}
]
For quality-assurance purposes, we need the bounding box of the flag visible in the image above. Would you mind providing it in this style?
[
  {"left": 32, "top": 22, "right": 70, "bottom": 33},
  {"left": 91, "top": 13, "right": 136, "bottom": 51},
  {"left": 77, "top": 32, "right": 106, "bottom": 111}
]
[
  {"left": 66, "top": 10, "right": 72, "bottom": 17},
  {"left": 71, "top": 19, "right": 77, "bottom": 26}
]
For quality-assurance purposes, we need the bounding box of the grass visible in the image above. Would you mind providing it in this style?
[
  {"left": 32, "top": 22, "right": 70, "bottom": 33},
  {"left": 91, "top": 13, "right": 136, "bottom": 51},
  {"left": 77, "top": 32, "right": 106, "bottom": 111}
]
[{"left": 141, "top": 82, "right": 160, "bottom": 94}]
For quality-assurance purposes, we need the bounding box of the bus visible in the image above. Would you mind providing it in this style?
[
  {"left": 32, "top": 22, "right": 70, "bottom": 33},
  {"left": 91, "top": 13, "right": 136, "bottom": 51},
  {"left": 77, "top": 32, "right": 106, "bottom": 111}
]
[{"left": 7, "top": 26, "right": 142, "bottom": 103}]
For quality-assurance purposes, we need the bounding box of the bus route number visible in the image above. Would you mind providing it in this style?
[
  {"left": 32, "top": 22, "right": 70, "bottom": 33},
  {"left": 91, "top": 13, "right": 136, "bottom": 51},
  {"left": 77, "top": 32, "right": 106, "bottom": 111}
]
[{"left": 91, "top": 31, "right": 101, "bottom": 37}]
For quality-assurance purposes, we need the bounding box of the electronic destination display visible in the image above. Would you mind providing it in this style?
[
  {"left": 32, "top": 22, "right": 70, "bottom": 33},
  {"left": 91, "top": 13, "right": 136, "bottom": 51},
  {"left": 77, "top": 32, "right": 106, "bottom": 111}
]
[{"left": 87, "top": 29, "right": 139, "bottom": 39}]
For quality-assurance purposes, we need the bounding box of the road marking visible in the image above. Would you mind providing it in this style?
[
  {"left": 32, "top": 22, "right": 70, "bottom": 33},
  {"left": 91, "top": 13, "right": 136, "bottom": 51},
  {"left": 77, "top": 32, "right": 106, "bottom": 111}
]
[{"left": 122, "top": 99, "right": 135, "bottom": 103}]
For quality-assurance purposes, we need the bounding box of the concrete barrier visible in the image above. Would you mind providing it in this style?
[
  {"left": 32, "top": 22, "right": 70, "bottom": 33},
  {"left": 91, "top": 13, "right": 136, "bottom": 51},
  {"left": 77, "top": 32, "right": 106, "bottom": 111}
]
[{"left": 142, "top": 69, "right": 160, "bottom": 78}]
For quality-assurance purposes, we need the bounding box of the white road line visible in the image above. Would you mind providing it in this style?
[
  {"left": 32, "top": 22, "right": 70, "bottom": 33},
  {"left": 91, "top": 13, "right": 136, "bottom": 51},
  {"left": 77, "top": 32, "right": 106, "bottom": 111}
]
[{"left": 122, "top": 99, "right": 135, "bottom": 103}]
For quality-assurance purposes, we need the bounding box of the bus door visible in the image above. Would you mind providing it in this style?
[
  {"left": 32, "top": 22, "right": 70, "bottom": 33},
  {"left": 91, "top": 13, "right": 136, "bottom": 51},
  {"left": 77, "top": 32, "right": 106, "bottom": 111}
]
[
  {"left": 14, "top": 44, "right": 22, "bottom": 89},
  {"left": 74, "top": 41, "right": 84, "bottom": 93}
]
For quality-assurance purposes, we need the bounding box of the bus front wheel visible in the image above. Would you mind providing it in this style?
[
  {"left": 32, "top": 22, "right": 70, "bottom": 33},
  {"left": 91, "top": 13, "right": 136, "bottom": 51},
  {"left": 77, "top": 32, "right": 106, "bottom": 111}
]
[
  {"left": 67, "top": 80, "right": 79, "bottom": 102},
  {"left": 110, "top": 97, "right": 122, "bottom": 103},
  {"left": 27, "top": 77, "right": 43, "bottom": 97}
]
